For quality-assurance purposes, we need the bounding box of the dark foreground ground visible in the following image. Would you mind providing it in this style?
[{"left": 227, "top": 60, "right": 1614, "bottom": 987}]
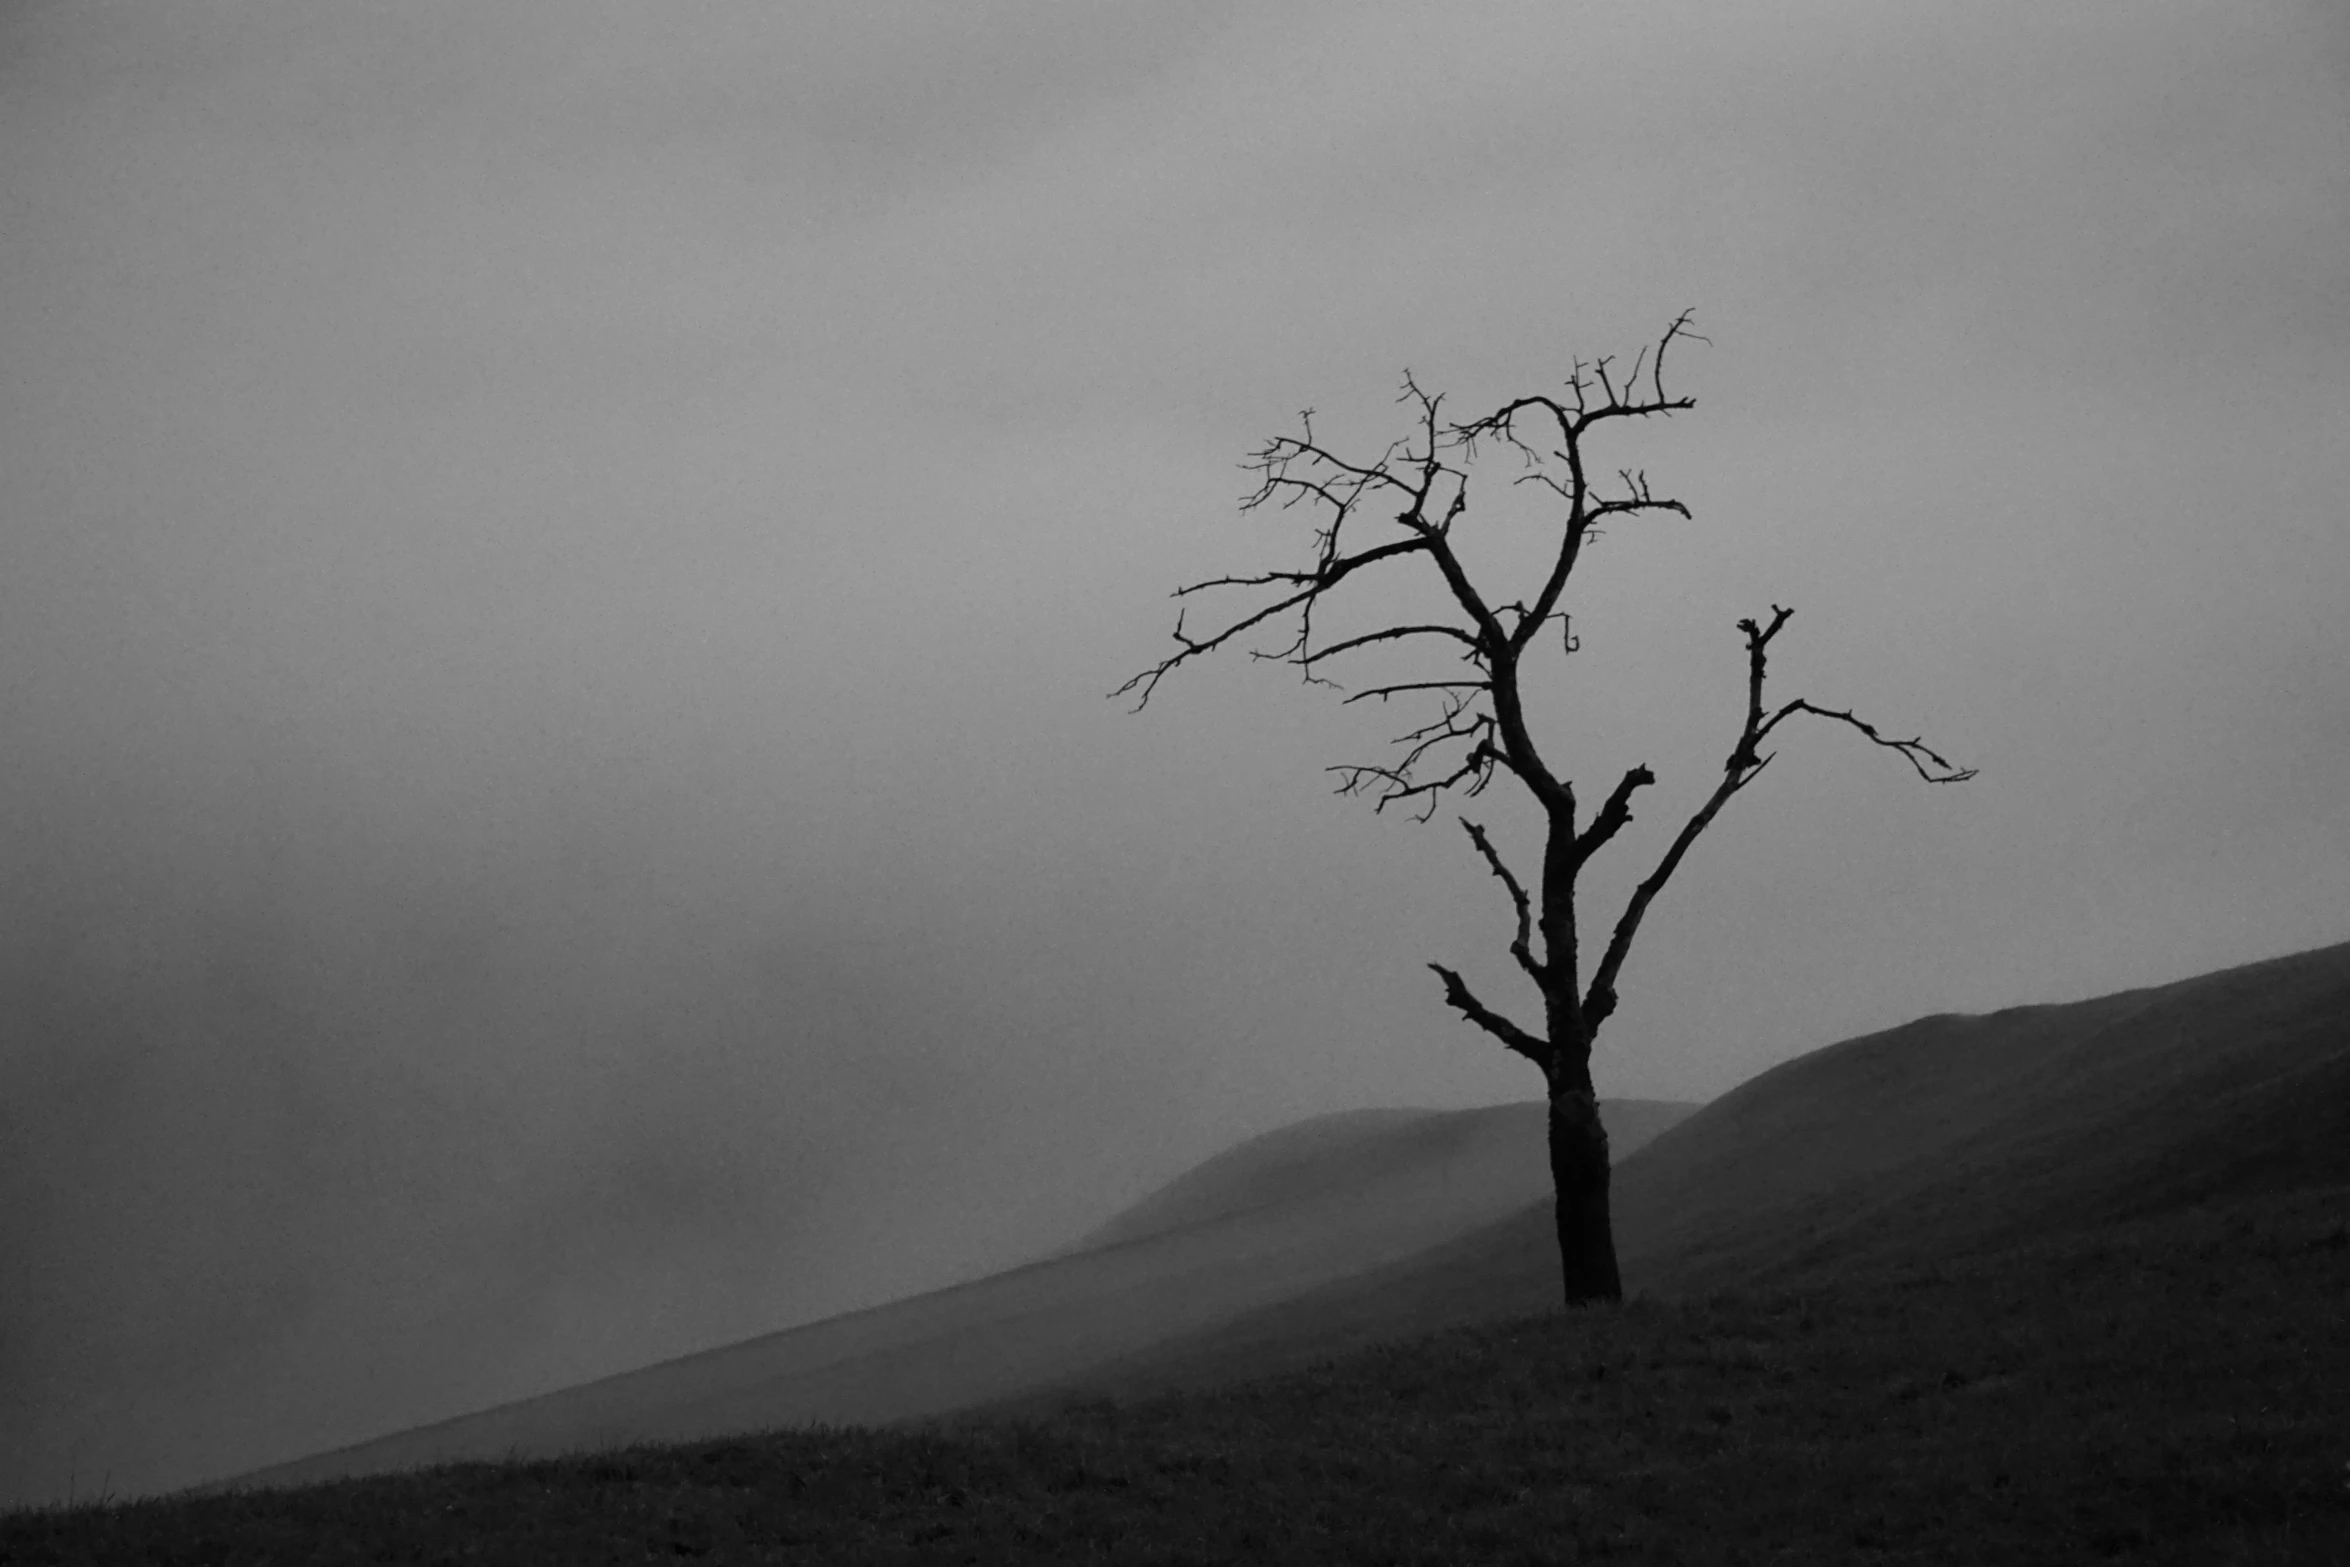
[{"left": 7, "top": 1184, "right": 2345, "bottom": 1566}]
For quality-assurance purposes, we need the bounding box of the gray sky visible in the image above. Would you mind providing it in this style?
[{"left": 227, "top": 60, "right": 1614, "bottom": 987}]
[{"left": 4, "top": 0, "right": 2346, "bottom": 1503}]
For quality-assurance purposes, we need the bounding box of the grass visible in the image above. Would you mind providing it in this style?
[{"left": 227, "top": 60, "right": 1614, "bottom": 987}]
[{"left": 6, "top": 1184, "right": 2344, "bottom": 1565}]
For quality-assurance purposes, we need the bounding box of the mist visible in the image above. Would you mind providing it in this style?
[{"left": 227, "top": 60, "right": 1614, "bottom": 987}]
[{"left": 4, "top": 1, "right": 2346, "bottom": 1504}]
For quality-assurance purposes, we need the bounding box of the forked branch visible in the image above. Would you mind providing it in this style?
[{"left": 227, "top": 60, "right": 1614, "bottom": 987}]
[
  {"left": 1111, "top": 536, "right": 1439, "bottom": 710},
  {"left": 1451, "top": 311, "right": 1707, "bottom": 455},
  {"left": 1329, "top": 698, "right": 1501, "bottom": 820},
  {"left": 1114, "top": 318, "right": 1714, "bottom": 826},
  {"left": 1582, "top": 604, "right": 1972, "bottom": 1023},
  {"left": 1114, "top": 376, "right": 1528, "bottom": 814}
]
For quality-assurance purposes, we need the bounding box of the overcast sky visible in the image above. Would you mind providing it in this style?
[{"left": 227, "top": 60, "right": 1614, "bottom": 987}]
[{"left": 4, "top": 0, "right": 2346, "bottom": 1504}]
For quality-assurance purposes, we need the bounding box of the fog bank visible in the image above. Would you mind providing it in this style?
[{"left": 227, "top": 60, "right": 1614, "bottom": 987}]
[{"left": 4, "top": 0, "right": 2345, "bottom": 1503}]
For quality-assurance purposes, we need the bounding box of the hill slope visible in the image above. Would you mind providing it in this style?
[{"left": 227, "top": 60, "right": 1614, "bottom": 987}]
[
  {"left": 209, "top": 938, "right": 2350, "bottom": 1493},
  {"left": 1079, "top": 1099, "right": 1697, "bottom": 1252},
  {"left": 20, "top": 1182, "right": 2347, "bottom": 1562},
  {"left": 1054, "top": 940, "right": 2350, "bottom": 1399},
  {"left": 224, "top": 1099, "right": 1695, "bottom": 1492}
]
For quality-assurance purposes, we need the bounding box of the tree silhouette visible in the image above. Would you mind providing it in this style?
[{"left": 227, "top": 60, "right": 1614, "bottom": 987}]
[{"left": 1115, "top": 315, "right": 1974, "bottom": 1305}]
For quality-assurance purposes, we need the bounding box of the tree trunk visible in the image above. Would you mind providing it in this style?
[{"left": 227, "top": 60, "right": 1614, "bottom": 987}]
[{"left": 1547, "top": 1085, "right": 1622, "bottom": 1305}]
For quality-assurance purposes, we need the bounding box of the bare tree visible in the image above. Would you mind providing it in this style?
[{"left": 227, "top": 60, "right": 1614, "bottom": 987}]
[{"left": 1115, "top": 315, "right": 1974, "bottom": 1306}]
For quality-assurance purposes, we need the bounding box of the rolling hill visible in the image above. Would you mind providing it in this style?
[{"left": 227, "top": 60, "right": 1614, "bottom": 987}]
[
  {"left": 222, "top": 1099, "right": 1697, "bottom": 1491},
  {"left": 211, "top": 938, "right": 2349, "bottom": 1496},
  {"left": 1044, "top": 939, "right": 2350, "bottom": 1400},
  {"left": 27, "top": 1186, "right": 2348, "bottom": 1563}
]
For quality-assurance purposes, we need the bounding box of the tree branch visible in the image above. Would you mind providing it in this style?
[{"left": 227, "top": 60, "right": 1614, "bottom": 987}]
[
  {"left": 1310, "top": 623, "right": 1485, "bottom": 664},
  {"left": 1583, "top": 603, "right": 1970, "bottom": 1026},
  {"left": 1452, "top": 311, "right": 1706, "bottom": 452},
  {"left": 1756, "top": 700, "right": 1978, "bottom": 783},
  {"left": 1116, "top": 330, "right": 1712, "bottom": 814},
  {"left": 1427, "top": 963, "right": 1549, "bottom": 1067},
  {"left": 1573, "top": 764, "right": 1656, "bottom": 864},
  {"left": 1460, "top": 819, "right": 1543, "bottom": 981},
  {"left": 1330, "top": 702, "right": 1499, "bottom": 819},
  {"left": 1446, "top": 318, "right": 1707, "bottom": 666},
  {"left": 1110, "top": 538, "right": 1440, "bottom": 710},
  {"left": 1342, "top": 680, "right": 1486, "bottom": 705}
]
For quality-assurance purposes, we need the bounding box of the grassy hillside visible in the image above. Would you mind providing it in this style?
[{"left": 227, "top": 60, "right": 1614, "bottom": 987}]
[
  {"left": 10, "top": 941, "right": 2342, "bottom": 1559},
  {"left": 1063, "top": 941, "right": 2350, "bottom": 1396},
  {"left": 212, "top": 1100, "right": 1694, "bottom": 1493},
  {"left": 1614, "top": 937, "right": 2350, "bottom": 1289},
  {"left": 8, "top": 1183, "right": 2343, "bottom": 1564}
]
